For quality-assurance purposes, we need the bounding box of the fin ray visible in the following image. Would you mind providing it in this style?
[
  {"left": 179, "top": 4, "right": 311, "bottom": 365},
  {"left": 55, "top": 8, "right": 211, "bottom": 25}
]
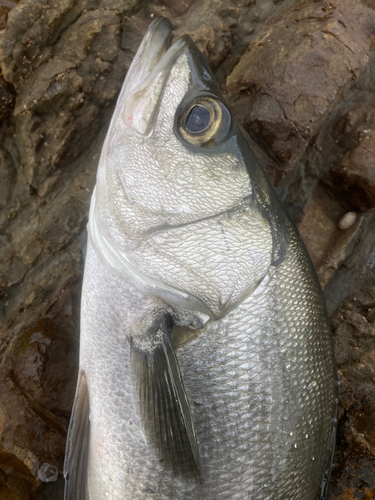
[
  {"left": 131, "top": 319, "right": 200, "bottom": 478},
  {"left": 316, "top": 408, "right": 338, "bottom": 499},
  {"left": 64, "top": 370, "right": 90, "bottom": 500}
]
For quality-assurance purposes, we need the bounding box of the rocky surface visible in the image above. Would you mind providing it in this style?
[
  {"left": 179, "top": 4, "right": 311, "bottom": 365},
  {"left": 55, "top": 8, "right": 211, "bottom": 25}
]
[
  {"left": 328, "top": 283, "right": 375, "bottom": 500},
  {"left": 224, "top": 0, "right": 375, "bottom": 185},
  {"left": 0, "top": 0, "right": 374, "bottom": 498},
  {"left": 0, "top": 277, "right": 80, "bottom": 500},
  {"left": 296, "top": 185, "right": 362, "bottom": 289}
]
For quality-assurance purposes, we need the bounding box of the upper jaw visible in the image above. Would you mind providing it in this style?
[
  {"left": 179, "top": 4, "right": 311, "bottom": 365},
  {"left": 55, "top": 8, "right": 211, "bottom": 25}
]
[
  {"left": 120, "top": 19, "right": 188, "bottom": 136},
  {"left": 123, "top": 18, "right": 174, "bottom": 99}
]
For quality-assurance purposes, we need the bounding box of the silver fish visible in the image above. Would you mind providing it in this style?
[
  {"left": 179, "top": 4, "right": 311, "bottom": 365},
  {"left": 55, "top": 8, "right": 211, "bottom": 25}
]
[{"left": 64, "top": 18, "right": 337, "bottom": 500}]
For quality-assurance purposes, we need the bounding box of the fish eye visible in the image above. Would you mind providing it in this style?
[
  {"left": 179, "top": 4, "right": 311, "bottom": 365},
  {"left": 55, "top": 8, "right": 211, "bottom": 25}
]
[
  {"left": 185, "top": 105, "right": 211, "bottom": 133},
  {"left": 178, "top": 97, "right": 231, "bottom": 147}
]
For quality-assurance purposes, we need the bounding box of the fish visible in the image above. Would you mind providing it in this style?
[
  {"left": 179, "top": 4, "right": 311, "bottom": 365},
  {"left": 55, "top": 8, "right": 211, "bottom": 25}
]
[{"left": 63, "top": 17, "right": 338, "bottom": 500}]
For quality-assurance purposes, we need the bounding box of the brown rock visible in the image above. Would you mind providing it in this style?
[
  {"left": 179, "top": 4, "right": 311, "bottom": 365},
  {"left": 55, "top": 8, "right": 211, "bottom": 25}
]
[
  {"left": 0, "top": 149, "right": 16, "bottom": 210},
  {"left": 324, "top": 129, "right": 375, "bottom": 212},
  {"left": 329, "top": 287, "right": 375, "bottom": 498},
  {"left": 182, "top": 21, "right": 231, "bottom": 69},
  {"left": 0, "top": 76, "right": 15, "bottom": 121},
  {"left": 0, "top": 0, "right": 142, "bottom": 192},
  {"left": 0, "top": 0, "right": 144, "bottom": 330},
  {"left": 297, "top": 184, "right": 362, "bottom": 288},
  {"left": 225, "top": 0, "right": 375, "bottom": 185},
  {"left": 157, "top": 0, "right": 196, "bottom": 17},
  {"left": 278, "top": 52, "right": 375, "bottom": 219},
  {"left": 0, "top": 277, "right": 80, "bottom": 499},
  {"left": 0, "top": 1, "right": 18, "bottom": 31},
  {"left": 329, "top": 453, "right": 375, "bottom": 500},
  {"left": 331, "top": 288, "right": 375, "bottom": 426},
  {"left": 172, "top": 4, "right": 232, "bottom": 70}
]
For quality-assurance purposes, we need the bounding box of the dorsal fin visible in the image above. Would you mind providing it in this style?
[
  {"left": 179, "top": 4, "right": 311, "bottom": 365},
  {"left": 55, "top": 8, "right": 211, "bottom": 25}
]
[
  {"left": 64, "top": 370, "right": 90, "bottom": 500},
  {"left": 131, "top": 317, "right": 200, "bottom": 478}
]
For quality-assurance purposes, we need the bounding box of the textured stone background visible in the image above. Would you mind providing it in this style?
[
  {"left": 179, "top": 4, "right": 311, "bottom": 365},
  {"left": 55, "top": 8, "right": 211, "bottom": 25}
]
[{"left": 0, "top": 0, "right": 375, "bottom": 498}]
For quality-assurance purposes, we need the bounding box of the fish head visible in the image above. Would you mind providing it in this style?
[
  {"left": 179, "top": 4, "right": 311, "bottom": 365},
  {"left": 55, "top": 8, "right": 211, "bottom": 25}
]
[
  {"left": 91, "top": 18, "right": 281, "bottom": 320},
  {"left": 98, "top": 18, "right": 254, "bottom": 234}
]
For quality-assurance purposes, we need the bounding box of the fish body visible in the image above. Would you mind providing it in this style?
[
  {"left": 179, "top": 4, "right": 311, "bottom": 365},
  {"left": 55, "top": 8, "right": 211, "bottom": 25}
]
[{"left": 64, "top": 18, "right": 337, "bottom": 500}]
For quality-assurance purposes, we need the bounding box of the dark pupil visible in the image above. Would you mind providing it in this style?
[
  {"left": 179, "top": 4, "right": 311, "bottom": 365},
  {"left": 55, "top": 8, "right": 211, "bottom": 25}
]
[{"left": 185, "top": 105, "right": 210, "bottom": 133}]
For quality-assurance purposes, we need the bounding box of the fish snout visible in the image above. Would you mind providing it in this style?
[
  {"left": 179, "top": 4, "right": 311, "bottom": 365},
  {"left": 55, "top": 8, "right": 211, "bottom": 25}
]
[{"left": 118, "top": 19, "right": 189, "bottom": 138}]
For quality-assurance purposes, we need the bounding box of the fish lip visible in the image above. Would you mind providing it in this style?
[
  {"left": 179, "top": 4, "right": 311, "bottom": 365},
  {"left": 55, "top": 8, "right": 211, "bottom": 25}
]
[
  {"left": 104, "top": 18, "right": 186, "bottom": 150},
  {"left": 123, "top": 18, "right": 175, "bottom": 98},
  {"left": 120, "top": 20, "right": 191, "bottom": 136}
]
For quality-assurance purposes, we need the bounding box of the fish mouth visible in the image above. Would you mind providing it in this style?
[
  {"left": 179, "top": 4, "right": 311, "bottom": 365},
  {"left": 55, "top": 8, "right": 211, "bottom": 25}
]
[
  {"left": 119, "top": 18, "right": 187, "bottom": 136},
  {"left": 123, "top": 18, "right": 175, "bottom": 99}
]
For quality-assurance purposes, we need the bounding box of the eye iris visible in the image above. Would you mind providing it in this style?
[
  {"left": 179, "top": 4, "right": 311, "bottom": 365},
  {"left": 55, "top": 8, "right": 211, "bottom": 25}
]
[{"left": 185, "top": 105, "right": 211, "bottom": 133}]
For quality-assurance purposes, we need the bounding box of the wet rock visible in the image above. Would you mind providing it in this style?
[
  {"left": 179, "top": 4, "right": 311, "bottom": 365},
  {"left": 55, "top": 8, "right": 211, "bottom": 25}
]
[
  {"left": 157, "top": 0, "right": 196, "bottom": 18},
  {"left": 182, "top": 21, "right": 231, "bottom": 69},
  {"left": 0, "top": 76, "right": 15, "bottom": 121},
  {"left": 0, "top": 0, "right": 143, "bottom": 197},
  {"left": 297, "top": 185, "right": 362, "bottom": 289},
  {"left": 324, "top": 211, "right": 375, "bottom": 316},
  {"left": 0, "top": 134, "right": 97, "bottom": 329},
  {"left": 0, "top": 1, "right": 18, "bottom": 31},
  {"left": 225, "top": 0, "right": 375, "bottom": 185},
  {"left": 0, "top": 277, "right": 80, "bottom": 499},
  {"left": 328, "top": 286, "right": 375, "bottom": 498},
  {"left": 279, "top": 51, "right": 375, "bottom": 216},
  {"left": 324, "top": 111, "right": 375, "bottom": 212},
  {"left": 35, "top": 476, "right": 65, "bottom": 500},
  {"left": 0, "top": 149, "right": 16, "bottom": 211},
  {"left": 329, "top": 452, "right": 375, "bottom": 500},
  {"left": 166, "top": 3, "right": 233, "bottom": 69}
]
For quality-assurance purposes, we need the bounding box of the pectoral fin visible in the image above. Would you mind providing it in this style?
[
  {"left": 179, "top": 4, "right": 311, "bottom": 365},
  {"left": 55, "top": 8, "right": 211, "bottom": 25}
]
[
  {"left": 131, "top": 318, "right": 200, "bottom": 478},
  {"left": 64, "top": 370, "right": 90, "bottom": 500}
]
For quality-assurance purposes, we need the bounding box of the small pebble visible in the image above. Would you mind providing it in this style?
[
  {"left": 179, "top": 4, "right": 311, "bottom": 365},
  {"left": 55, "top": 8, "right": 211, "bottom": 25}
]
[{"left": 338, "top": 212, "right": 356, "bottom": 230}]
